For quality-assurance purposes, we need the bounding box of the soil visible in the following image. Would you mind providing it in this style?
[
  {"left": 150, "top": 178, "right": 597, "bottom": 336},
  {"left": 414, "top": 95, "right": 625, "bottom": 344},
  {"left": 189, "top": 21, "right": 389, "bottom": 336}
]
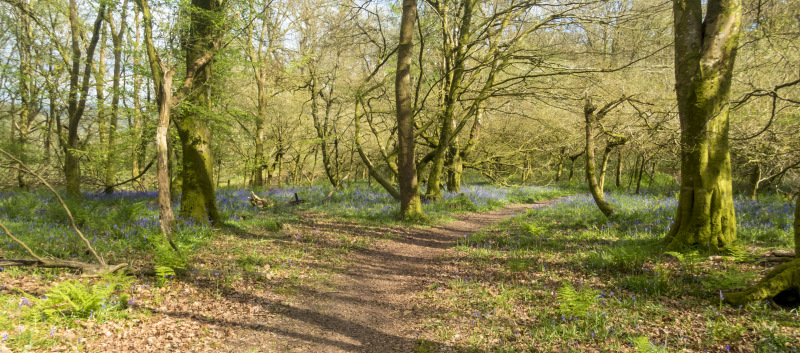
[{"left": 227, "top": 201, "right": 556, "bottom": 352}]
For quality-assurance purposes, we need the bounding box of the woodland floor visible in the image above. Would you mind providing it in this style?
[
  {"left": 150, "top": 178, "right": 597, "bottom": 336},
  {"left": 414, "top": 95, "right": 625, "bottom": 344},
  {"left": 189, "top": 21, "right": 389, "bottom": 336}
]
[
  {"left": 0, "top": 200, "right": 555, "bottom": 353},
  {"left": 3, "top": 190, "right": 799, "bottom": 352},
  {"left": 227, "top": 202, "right": 549, "bottom": 352}
]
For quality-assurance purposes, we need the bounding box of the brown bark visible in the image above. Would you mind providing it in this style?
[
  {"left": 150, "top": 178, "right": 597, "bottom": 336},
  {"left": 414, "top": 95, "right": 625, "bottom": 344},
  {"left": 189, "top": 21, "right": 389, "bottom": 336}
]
[
  {"left": 396, "top": 0, "right": 424, "bottom": 220},
  {"left": 63, "top": 0, "right": 107, "bottom": 197},
  {"left": 104, "top": 1, "right": 128, "bottom": 194}
]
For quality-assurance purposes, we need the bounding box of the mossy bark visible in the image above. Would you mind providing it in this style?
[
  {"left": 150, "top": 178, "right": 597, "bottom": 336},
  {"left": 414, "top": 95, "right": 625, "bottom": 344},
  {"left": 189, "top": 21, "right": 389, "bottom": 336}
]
[
  {"left": 176, "top": 101, "right": 219, "bottom": 224},
  {"left": 615, "top": 150, "right": 623, "bottom": 188},
  {"left": 555, "top": 148, "right": 565, "bottom": 182},
  {"left": 396, "top": 0, "right": 425, "bottom": 220},
  {"left": 583, "top": 96, "right": 626, "bottom": 218},
  {"left": 725, "top": 259, "right": 800, "bottom": 306},
  {"left": 174, "top": 0, "right": 222, "bottom": 225},
  {"left": 666, "top": 0, "right": 741, "bottom": 251},
  {"left": 446, "top": 138, "right": 462, "bottom": 192},
  {"left": 795, "top": 195, "right": 799, "bottom": 255},
  {"left": 748, "top": 163, "right": 760, "bottom": 200}
]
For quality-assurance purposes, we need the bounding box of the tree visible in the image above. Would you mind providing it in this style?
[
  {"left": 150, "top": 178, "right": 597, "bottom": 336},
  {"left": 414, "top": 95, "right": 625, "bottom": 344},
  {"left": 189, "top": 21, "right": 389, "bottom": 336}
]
[
  {"left": 583, "top": 94, "right": 628, "bottom": 218},
  {"left": 173, "top": 0, "right": 225, "bottom": 224},
  {"left": 61, "top": 0, "right": 106, "bottom": 197},
  {"left": 136, "top": 0, "right": 221, "bottom": 236},
  {"left": 396, "top": 0, "right": 424, "bottom": 220},
  {"left": 664, "top": 0, "right": 742, "bottom": 250}
]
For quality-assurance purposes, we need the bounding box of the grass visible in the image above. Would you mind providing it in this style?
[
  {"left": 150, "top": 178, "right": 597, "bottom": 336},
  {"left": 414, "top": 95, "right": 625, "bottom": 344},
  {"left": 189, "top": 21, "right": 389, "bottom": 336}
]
[{"left": 416, "top": 192, "right": 800, "bottom": 352}]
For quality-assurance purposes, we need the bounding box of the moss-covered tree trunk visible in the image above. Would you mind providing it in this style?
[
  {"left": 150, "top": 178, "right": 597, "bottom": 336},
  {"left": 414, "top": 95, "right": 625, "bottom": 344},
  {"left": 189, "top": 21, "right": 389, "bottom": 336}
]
[
  {"left": 446, "top": 138, "right": 462, "bottom": 192},
  {"left": 567, "top": 150, "right": 583, "bottom": 183},
  {"left": 584, "top": 96, "right": 627, "bottom": 218},
  {"left": 635, "top": 154, "right": 646, "bottom": 195},
  {"left": 555, "top": 147, "right": 566, "bottom": 182},
  {"left": 615, "top": 150, "right": 623, "bottom": 188},
  {"left": 748, "top": 163, "right": 760, "bottom": 200},
  {"left": 396, "top": 0, "right": 424, "bottom": 220},
  {"left": 795, "top": 194, "right": 799, "bottom": 256},
  {"left": 665, "top": 0, "right": 741, "bottom": 251},
  {"left": 174, "top": 0, "right": 222, "bottom": 224}
]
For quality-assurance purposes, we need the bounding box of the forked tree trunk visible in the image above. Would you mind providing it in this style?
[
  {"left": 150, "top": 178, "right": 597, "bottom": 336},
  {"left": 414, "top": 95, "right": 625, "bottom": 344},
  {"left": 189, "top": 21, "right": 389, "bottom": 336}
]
[
  {"left": 396, "top": 0, "right": 424, "bottom": 219},
  {"left": 584, "top": 95, "right": 627, "bottom": 218},
  {"left": 665, "top": 0, "right": 741, "bottom": 251}
]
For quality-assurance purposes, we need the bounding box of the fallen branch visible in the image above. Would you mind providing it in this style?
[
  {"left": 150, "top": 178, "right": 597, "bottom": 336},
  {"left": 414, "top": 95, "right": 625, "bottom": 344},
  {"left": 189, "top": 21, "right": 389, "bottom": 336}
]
[
  {"left": 323, "top": 172, "right": 350, "bottom": 202},
  {"left": 97, "top": 154, "right": 156, "bottom": 195},
  {"left": 249, "top": 191, "right": 273, "bottom": 208},
  {"left": 0, "top": 259, "right": 127, "bottom": 275},
  {"left": 0, "top": 147, "right": 118, "bottom": 272}
]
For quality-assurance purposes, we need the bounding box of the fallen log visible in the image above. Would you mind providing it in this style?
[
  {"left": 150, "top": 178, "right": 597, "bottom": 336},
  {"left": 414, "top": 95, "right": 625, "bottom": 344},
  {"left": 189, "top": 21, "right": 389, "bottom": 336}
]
[
  {"left": 249, "top": 191, "right": 273, "bottom": 208},
  {"left": 0, "top": 258, "right": 127, "bottom": 275},
  {"left": 289, "top": 192, "right": 305, "bottom": 205}
]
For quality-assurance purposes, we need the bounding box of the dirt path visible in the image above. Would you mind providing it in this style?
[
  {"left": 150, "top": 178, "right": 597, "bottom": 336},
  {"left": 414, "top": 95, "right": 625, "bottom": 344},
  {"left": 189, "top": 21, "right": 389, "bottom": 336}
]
[{"left": 229, "top": 201, "right": 556, "bottom": 352}]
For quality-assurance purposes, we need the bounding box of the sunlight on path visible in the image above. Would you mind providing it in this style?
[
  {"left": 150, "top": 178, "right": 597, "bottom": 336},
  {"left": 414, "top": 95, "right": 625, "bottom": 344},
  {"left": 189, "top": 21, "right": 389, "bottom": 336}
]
[{"left": 228, "top": 201, "right": 557, "bottom": 352}]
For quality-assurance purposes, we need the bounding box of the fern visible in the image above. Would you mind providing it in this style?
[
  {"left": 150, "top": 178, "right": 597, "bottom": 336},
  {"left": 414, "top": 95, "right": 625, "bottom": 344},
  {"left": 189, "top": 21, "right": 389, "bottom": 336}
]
[
  {"left": 557, "top": 282, "right": 599, "bottom": 317},
  {"left": 665, "top": 250, "right": 701, "bottom": 263},
  {"left": 633, "top": 336, "right": 668, "bottom": 352},
  {"left": 33, "top": 274, "right": 133, "bottom": 319},
  {"left": 155, "top": 266, "right": 177, "bottom": 287}
]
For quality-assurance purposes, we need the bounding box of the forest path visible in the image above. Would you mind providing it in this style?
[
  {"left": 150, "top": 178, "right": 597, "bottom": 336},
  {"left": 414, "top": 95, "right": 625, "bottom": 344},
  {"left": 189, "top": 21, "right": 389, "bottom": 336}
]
[{"left": 228, "top": 200, "right": 558, "bottom": 352}]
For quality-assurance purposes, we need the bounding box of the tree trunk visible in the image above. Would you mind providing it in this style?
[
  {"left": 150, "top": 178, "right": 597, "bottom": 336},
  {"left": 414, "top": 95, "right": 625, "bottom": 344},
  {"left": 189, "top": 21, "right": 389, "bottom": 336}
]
[
  {"left": 555, "top": 147, "right": 565, "bottom": 182},
  {"left": 725, "top": 258, "right": 800, "bottom": 306},
  {"left": 132, "top": 10, "right": 143, "bottom": 179},
  {"left": 446, "top": 138, "right": 463, "bottom": 192},
  {"left": 156, "top": 71, "right": 176, "bottom": 236},
  {"left": 105, "top": 4, "right": 128, "bottom": 194},
  {"left": 748, "top": 163, "right": 761, "bottom": 200},
  {"left": 583, "top": 96, "right": 626, "bottom": 218},
  {"left": 665, "top": 0, "right": 741, "bottom": 250},
  {"left": 15, "top": 3, "right": 34, "bottom": 190},
  {"left": 63, "top": 0, "right": 106, "bottom": 198},
  {"left": 567, "top": 151, "right": 583, "bottom": 183},
  {"left": 635, "top": 155, "right": 645, "bottom": 195},
  {"left": 396, "top": 0, "right": 424, "bottom": 220},
  {"left": 598, "top": 146, "right": 612, "bottom": 192},
  {"left": 174, "top": 0, "right": 222, "bottom": 225},
  {"left": 254, "top": 77, "right": 267, "bottom": 186},
  {"left": 615, "top": 149, "right": 623, "bottom": 188}
]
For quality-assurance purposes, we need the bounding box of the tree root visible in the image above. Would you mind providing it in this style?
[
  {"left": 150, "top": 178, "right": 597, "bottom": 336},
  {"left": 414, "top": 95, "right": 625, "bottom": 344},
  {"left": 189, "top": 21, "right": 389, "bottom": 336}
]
[
  {"left": 0, "top": 258, "right": 127, "bottom": 276},
  {"left": 725, "top": 258, "right": 800, "bottom": 306}
]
